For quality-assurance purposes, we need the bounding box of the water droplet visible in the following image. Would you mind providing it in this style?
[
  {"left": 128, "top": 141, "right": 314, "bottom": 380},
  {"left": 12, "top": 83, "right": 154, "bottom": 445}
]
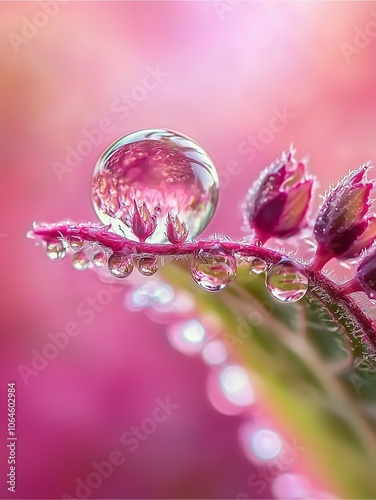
[
  {"left": 190, "top": 249, "right": 236, "bottom": 292},
  {"left": 92, "top": 249, "right": 107, "bottom": 267},
  {"left": 250, "top": 258, "right": 267, "bottom": 275},
  {"left": 92, "top": 129, "right": 219, "bottom": 243},
  {"left": 108, "top": 253, "right": 133, "bottom": 278},
  {"left": 71, "top": 250, "right": 89, "bottom": 271},
  {"left": 68, "top": 235, "right": 84, "bottom": 251},
  {"left": 46, "top": 240, "right": 66, "bottom": 262},
  {"left": 137, "top": 255, "right": 159, "bottom": 276},
  {"left": 266, "top": 259, "right": 308, "bottom": 302}
]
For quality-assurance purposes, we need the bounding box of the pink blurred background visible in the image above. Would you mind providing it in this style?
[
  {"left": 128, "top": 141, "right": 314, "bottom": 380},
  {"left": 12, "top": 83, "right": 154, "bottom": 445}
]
[{"left": 1, "top": 1, "right": 376, "bottom": 498}]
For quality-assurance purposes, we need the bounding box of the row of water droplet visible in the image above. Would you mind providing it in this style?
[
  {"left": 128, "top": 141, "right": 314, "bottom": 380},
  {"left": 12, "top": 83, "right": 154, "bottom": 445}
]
[
  {"left": 46, "top": 237, "right": 309, "bottom": 303},
  {"left": 45, "top": 237, "right": 160, "bottom": 277},
  {"left": 192, "top": 252, "right": 309, "bottom": 303}
]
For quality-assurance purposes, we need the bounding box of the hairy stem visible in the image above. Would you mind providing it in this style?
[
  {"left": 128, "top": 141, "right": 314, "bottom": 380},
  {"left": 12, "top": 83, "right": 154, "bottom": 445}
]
[{"left": 31, "top": 222, "right": 376, "bottom": 352}]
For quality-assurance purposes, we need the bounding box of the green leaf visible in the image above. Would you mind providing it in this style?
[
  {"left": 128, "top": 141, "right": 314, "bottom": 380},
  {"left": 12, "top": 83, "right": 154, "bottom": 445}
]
[{"left": 162, "top": 261, "right": 376, "bottom": 498}]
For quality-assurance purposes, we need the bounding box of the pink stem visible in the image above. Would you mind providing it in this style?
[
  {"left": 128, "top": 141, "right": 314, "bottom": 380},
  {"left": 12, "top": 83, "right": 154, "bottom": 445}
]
[
  {"left": 30, "top": 222, "right": 376, "bottom": 353},
  {"left": 311, "top": 243, "right": 333, "bottom": 272}
]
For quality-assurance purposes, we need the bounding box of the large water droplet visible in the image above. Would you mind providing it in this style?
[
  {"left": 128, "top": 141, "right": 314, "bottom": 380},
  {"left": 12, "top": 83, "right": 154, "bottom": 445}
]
[
  {"left": 108, "top": 253, "right": 133, "bottom": 278},
  {"left": 71, "top": 250, "right": 90, "bottom": 271},
  {"left": 46, "top": 240, "right": 66, "bottom": 262},
  {"left": 137, "top": 255, "right": 159, "bottom": 276},
  {"left": 266, "top": 259, "right": 308, "bottom": 303},
  {"left": 92, "top": 129, "right": 219, "bottom": 243},
  {"left": 249, "top": 258, "right": 267, "bottom": 275},
  {"left": 190, "top": 249, "right": 237, "bottom": 292}
]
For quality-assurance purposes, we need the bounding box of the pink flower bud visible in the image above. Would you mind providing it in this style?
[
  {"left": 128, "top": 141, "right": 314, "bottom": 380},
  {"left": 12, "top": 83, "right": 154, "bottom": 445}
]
[
  {"left": 313, "top": 162, "right": 376, "bottom": 260},
  {"left": 166, "top": 212, "right": 188, "bottom": 244},
  {"left": 244, "top": 147, "right": 313, "bottom": 242},
  {"left": 130, "top": 200, "right": 159, "bottom": 242},
  {"left": 356, "top": 247, "right": 376, "bottom": 298}
]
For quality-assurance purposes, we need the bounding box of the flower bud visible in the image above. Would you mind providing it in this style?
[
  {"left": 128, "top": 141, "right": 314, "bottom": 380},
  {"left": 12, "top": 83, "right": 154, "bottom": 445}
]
[
  {"left": 313, "top": 162, "right": 376, "bottom": 260},
  {"left": 244, "top": 147, "right": 313, "bottom": 242},
  {"left": 356, "top": 248, "right": 376, "bottom": 298}
]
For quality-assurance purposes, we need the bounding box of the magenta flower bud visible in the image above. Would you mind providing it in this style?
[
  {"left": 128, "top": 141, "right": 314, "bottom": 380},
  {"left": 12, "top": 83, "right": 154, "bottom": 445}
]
[
  {"left": 356, "top": 248, "right": 376, "bottom": 298},
  {"left": 244, "top": 147, "right": 314, "bottom": 242},
  {"left": 313, "top": 162, "right": 376, "bottom": 260},
  {"left": 166, "top": 212, "right": 188, "bottom": 244},
  {"left": 130, "top": 200, "right": 159, "bottom": 242}
]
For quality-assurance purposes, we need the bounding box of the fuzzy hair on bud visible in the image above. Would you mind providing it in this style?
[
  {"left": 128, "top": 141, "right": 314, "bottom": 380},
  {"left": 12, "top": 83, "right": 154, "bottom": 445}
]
[
  {"left": 244, "top": 146, "right": 314, "bottom": 243},
  {"left": 313, "top": 162, "right": 376, "bottom": 262}
]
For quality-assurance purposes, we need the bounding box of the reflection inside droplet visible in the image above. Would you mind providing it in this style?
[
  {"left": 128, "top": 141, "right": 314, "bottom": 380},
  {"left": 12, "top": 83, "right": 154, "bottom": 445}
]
[
  {"left": 91, "top": 128, "right": 219, "bottom": 243},
  {"left": 71, "top": 250, "right": 89, "bottom": 271},
  {"left": 68, "top": 235, "right": 84, "bottom": 251},
  {"left": 92, "top": 248, "right": 107, "bottom": 267},
  {"left": 249, "top": 258, "right": 267, "bottom": 275},
  {"left": 46, "top": 240, "right": 66, "bottom": 262},
  {"left": 108, "top": 253, "right": 133, "bottom": 278},
  {"left": 190, "top": 249, "right": 237, "bottom": 292},
  {"left": 137, "top": 255, "right": 159, "bottom": 276},
  {"left": 266, "top": 258, "right": 309, "bottom": 303}
]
